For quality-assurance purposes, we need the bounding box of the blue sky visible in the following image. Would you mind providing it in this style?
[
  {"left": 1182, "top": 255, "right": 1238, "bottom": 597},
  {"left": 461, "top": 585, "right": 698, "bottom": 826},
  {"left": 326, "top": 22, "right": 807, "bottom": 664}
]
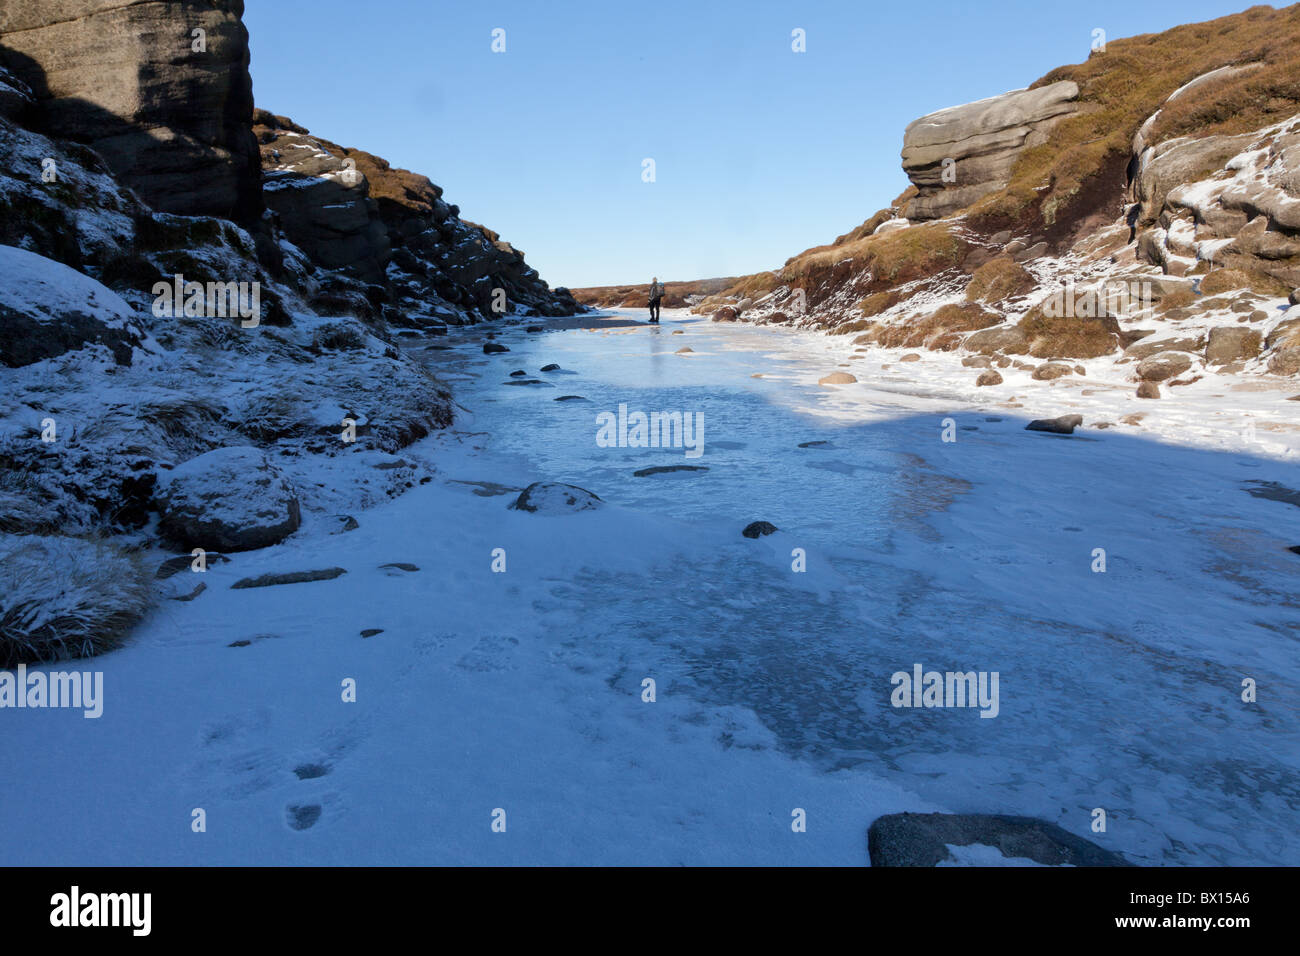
[{"left": 245, "top": 0, "right": 1263, "bottom": 288}]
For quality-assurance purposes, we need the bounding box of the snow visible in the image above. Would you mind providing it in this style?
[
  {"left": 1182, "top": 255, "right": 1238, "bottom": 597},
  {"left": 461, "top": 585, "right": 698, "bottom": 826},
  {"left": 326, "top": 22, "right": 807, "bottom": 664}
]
[
  {"left": 0, "top": 244, "right": 134, "bottom": 327},
  {"left": 3, "top": 308, "right": 1296, "bottom": 865},
  {"left": 937, "top": 843, "right": 1068, "bottom": 866}
]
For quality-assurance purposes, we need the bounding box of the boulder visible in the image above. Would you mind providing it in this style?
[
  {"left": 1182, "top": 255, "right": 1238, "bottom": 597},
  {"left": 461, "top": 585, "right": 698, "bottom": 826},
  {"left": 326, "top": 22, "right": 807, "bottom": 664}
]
[
  {"left": 742, "top": 521, "right": 778, "bottom": 539},
  {"left": 819, "top": 372, "right": 858, "bottom": 385},
  {"left": 0, "top": 0, "right": 262, "bottom": 222},
  {"left": 483, "top": 342, "right": 510, "bottom": 354},
  {"left": 1136, "top": 351, "right": 1194, "bottom": 382},
  {"left": 1122, "top": 335, "right": 1204, "bottom": 361},
  {"left": 1205, "top": 327, "right": 1262, "bottom": 365},
  {"left": 867, "top": 812, "right": 1131, "bottom": 867},
  {"left": 965, "top": 324, "right": 1029, "bottom": 355},
  {"left": 1031, "top": 362, "right": 1073, "bottom": 381},
  {"left": 509, "top": 482, "right": 602, "bottom": 513},
  {"left": 1136, "top": 381, "right": 1162, "bottom": 398},
  {"left": 0, "top": 245, "right": 144, "bottom": 368},
  {"left": 976, "top": 369, "right": 1003, "bottom": 386},
  {"left": 1025, "top": 414, "right": 1083, "bottom": 434},
  {"left": 156, "top": 447, "right": 301, "bottom": 552},
  {"left": 901, "top": 81, "right": 1080, "bottom": 221},
  {"left": 1269, "top": 349, "right": 1300, "bottom": 376}
]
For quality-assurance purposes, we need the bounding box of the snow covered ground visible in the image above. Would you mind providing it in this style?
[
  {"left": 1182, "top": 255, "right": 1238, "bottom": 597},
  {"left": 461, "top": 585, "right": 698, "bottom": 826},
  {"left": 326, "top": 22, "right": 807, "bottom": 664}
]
[{"left": 1, "top": 309, "right": 1296, "bottom": 865}]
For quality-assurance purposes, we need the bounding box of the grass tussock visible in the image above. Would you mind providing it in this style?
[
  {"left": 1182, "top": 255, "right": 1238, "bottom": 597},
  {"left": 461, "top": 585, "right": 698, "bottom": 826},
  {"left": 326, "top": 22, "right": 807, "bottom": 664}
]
[
  {"left": 872, "top": 303, "right": 1002, "bottom": 350},
  {"left": 966, "top": 257, "right": 1037, "bottom": 304},
  {"left": 0, "top": 535, "right": 150, "bottom": 667},
  {"left": 1199, "top": 267, "right": 1292, "bottom": 297},
  {"left": 1017, "top": 307, "right": 1122, "bottom": 358}
]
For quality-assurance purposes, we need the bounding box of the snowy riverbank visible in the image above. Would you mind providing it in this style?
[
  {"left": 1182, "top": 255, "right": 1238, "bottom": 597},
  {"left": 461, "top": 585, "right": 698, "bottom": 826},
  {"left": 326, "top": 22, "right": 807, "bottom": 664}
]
[{"left": 2, "top": 309, "right": 1296, "bottom": 865}]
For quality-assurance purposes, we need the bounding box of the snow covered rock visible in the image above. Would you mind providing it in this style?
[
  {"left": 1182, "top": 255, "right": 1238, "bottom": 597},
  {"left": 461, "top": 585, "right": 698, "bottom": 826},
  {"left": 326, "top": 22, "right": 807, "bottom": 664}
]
[
  {"left": 156, "top": 447, "right": 301, "bottom": 552},
  {"left": 0, "top": 64, "right": 33, "bottom": 121},
  {"left": 867, "top": 812, "right": 1132, "bottom": 867},
  {"left": 0, "top": 245, "right": 144, "bottom": 368},
  {"left": 509, "top": 482, "right": 602, "bottom": 514}
]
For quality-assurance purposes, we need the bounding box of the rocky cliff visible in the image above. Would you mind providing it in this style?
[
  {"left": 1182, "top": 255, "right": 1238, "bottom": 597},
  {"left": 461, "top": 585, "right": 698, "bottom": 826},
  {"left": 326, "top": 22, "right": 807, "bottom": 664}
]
[
  {"left": 693, "top": 4, "right": 1300, "bottom": 395},
  {"left": 901, "top": 81, "right": 1080, "bottom": 221},
  {"left": 0, "top": 0, "right": 584, "bottom": 641},
  {"left": 0, "top": 0, "right": 262, "bottom": 223},
  {"left": 254, "top": 111, "right": 581, "bottom": 324}
]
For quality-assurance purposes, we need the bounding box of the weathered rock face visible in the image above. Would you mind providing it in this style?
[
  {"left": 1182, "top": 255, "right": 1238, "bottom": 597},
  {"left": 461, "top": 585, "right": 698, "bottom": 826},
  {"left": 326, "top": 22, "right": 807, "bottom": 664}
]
[
  {"left": 901, "top": 81, "right": 1079, "bottom": 221},
  {"left": 254, "top": 111, "right": 584, "bottom": 322},
  {"left": 1135, "top": 118, "right": 1300, "bottom": 287},
  {"left": 0, "top": 0, "right": 262, "bottom": 224}
]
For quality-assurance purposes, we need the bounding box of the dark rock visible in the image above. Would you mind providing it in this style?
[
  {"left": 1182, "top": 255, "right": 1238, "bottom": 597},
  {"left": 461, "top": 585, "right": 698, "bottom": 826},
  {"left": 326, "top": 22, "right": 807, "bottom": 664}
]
[
  {"left": 360, "top": 628, "right": 384, "bottom": 638},
  {"left": 742, "top": 520, "right": 778, "bottom": 538},
  {"left": 230, "top": 568, "right": 347, "bottom": 589},
  {"left": 483, "top": 342, "right": 510, "bottom": 354},
  {"left": 509, "top": 369, "right": 527, "bottom": 377},
  {"left": 155, "top": 552, "right": 230, "bottom": 579},
  {"left": 540, "top": 363, "right": 561, "bottom": 371},
  {"left": 1025, "top": 414, "right": 1083, "bottom": 434},
  {"left": 633, "top": 465, "right": 709, "bottom": 477},
  {"left": 379, "top": 562, "right": 420, "bottom": 572},
  {"left": 330, "top": 515, "right": 359, "bottom": 533},
  {"left": 526, "top": 325, "right": 544, "bottom": 333},
  {"left": 798, "top": 440, "right": 831, "bottom": 448},
  {"left": 554, "top": 395, "right": 588, "bottom": 402},
  {"left": 867, "top": 812, "right": 1132, "bottom": 866}
]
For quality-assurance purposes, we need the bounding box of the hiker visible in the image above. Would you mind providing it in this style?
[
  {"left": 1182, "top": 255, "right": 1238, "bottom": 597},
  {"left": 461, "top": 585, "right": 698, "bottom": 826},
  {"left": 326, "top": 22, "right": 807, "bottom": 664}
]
[{"left": 648, "top": 277, "right": 664, "bottom": 323}]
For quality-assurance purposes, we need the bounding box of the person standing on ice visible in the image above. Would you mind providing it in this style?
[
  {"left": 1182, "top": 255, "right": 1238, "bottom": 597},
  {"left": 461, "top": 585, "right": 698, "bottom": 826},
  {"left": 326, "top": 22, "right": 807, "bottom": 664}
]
[{"left": 647, "top": 277, "right": 664, "bottom": 323}]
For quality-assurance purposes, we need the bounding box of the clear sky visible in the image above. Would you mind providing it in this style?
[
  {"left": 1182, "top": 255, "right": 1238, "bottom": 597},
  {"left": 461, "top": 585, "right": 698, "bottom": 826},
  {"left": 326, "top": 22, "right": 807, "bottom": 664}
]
[{"left": 244, "top": 0, "right": 1266, "bottom": 288}]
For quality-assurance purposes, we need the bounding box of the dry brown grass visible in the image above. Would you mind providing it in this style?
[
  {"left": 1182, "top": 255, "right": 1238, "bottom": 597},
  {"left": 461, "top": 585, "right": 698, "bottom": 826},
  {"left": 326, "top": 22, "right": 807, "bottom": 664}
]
[
  {"left": 855, "top": 290, "right": 902, "bottom": 317},
  {"left": 971, "top": 4, "right": 1300, "bottom": 233},
  {"left": 872, "top": 303, "right": 1002, "bottom": 350},
  {"left": 966, "top": 257, "right": 1036, "bottom": 304},
  {"left": 1158, "top": 288, "right": 1197, "bottom": 312},
  {"left": 1017, "top": 307, "right": 1123, "bottom": 358},
  {"left": 1199, "top": 267, "right": 1292, "bottom": 297}
]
